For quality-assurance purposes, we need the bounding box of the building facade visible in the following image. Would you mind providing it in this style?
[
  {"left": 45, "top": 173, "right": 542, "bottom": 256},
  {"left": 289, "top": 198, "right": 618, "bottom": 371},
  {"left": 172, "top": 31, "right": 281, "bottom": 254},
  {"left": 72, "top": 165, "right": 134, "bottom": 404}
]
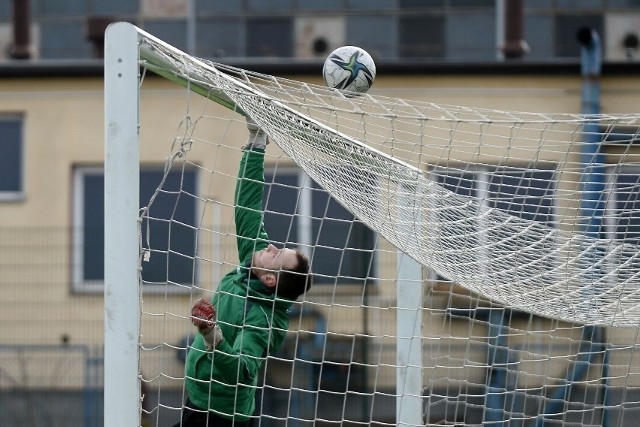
[{"left": 1, "top": 2, "right": 640, "bottom": 425}]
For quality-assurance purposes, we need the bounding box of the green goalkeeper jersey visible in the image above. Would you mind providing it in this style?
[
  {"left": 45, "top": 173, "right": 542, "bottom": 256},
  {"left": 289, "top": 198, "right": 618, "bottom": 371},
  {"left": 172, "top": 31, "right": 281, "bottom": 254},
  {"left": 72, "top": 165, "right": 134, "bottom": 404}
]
[{"left": 184, "top": 148, "right": 293, "bottom": 421}]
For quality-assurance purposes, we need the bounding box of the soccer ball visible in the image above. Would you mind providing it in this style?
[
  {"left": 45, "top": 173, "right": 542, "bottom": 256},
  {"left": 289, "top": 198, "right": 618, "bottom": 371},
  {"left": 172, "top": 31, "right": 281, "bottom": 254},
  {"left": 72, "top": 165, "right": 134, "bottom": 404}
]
[{"left": 322, "top": 46, "right": 376, "bottom": 95}]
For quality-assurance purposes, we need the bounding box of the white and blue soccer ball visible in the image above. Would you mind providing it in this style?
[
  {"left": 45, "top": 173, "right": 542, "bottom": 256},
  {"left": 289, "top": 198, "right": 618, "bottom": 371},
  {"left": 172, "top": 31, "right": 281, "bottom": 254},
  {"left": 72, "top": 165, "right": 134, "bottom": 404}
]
[{"left": 322, "top": 46, "right": 376, "bottom": 95}]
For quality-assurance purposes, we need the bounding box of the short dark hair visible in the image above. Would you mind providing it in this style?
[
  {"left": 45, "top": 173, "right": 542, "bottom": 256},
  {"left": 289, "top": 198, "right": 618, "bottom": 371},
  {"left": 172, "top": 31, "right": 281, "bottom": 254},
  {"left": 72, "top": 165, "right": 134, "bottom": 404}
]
[{"left": 276, "top": 250, "right": 311, "bottom": 300}]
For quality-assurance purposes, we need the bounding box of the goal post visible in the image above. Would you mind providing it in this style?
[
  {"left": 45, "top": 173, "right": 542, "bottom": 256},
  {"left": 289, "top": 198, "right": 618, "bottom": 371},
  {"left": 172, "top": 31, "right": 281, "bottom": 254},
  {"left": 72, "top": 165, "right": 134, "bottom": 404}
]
[
  {"left": 104, "top": 22, "right": 250, "bottom": 426},
  {"left": 104, "top": 22, "right": 142, "bottom": 427},
  {"left": 104, "top": 21, "right": 640, "bottom": 427}
]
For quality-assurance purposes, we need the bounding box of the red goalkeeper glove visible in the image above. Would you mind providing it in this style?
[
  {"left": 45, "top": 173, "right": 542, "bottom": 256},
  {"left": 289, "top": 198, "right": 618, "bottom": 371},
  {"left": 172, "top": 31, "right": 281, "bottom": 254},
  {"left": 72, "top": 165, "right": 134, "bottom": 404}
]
[{"left": 191, "top": 298, "right": 224, "bottom": 350}]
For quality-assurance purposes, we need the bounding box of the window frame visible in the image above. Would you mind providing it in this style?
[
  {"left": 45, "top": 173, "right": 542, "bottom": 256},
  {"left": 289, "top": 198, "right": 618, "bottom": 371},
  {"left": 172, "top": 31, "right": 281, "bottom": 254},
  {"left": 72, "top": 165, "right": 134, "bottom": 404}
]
[{"left": 72, "top": 165, "right": 202, "bottom": 294}]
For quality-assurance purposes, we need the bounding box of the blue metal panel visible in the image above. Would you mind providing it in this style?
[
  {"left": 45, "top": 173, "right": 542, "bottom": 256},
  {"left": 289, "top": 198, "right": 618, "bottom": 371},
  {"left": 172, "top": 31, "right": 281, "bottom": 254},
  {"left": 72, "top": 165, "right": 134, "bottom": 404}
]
[
  {"left": 39, "top": 19, "right": 92, "bottom": 59},
  {"left": 197, "top": 17, "right": 244, "bottom": 58},
  {"left": 246, "top": 17, "right": 293, "bottom": 57},
  {"left": 197, "top": 0, "right": 243, "bottom": 13},
  {"left": 37, "top": 0, "right": 87, "bottom": 16},
  {"left": 446, "top": 11, "right": 496, "bottom": 61},
  {"left": 298, "top": 0, "right": 344, "bottom": 10},
  {"left": 246, "top": 0, "right": 295, "bottom": 12},
  {"left": 346, "top": 14, "right": 397, "bottom": 59},
  {"left": 523, "top": 14, "right": 554, "bottom": 60},
  {"left": 91, "top": 0, "right": 138, "bottom": 15},
  {"left": 348, "top": 0, "right": 395, "bottom": 10}
]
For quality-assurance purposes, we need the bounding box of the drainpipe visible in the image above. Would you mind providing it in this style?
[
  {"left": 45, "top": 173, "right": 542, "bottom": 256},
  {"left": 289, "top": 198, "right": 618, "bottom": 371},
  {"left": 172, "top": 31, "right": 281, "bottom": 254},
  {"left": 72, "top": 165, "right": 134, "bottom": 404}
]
[
  {"left": 10, "top": 0, "right": 32, "bottom": 59},
  {"left": 576, "top": 26, "right": 610, "bottom": 427},
  {"left": 535, "top": 27, "right": 608, "bottom": 427}
]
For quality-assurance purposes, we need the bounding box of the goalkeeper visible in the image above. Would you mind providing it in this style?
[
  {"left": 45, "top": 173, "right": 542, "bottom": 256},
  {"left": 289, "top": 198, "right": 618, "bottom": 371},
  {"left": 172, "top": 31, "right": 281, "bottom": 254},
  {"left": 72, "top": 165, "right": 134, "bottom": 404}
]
[{"left": 174, "top": 118, "right": 312, "bottom": 427}]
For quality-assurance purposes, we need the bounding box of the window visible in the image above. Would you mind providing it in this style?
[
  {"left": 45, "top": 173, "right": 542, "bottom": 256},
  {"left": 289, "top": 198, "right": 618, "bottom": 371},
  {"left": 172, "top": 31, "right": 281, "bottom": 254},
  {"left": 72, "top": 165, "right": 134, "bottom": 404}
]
[
  {"left": 431, "top": 167, "right": 557, "bottom": 220},
  {"left": 0, "top": 115, "right": 24, "bottom": 200},
  {"left": 603, "top": 126, "right": 640, "bottom": 145},
  {"left": 431, "top": 170, "right": 479, "bottom": 271},
  {"left": 608, "top": 165, "right": 640, "bottom": 284},
  {"left": 264, "top": 168, "right": 376, "bottom": 286},
  {"left": 488, "top": 167, "right": 556, "bottom": 225},
  {"left": 430, "top": 166, "right": 558, "bottom": 286},
  {"left": 611, "top": 167, "right": 640, "bottom": 242},
  {"left": 486, "top": 167, "right": 557, "bottom": 285},
  {"left": 73, "top": 166, "right": 198, "bottom": 291}
]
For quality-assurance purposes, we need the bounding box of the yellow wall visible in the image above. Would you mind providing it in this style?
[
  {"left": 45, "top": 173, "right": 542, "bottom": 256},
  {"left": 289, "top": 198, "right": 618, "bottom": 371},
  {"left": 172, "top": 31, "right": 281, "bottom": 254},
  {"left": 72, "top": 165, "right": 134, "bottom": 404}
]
[{"left": 1, "top": 70, "right": 639, "bottom": 391}]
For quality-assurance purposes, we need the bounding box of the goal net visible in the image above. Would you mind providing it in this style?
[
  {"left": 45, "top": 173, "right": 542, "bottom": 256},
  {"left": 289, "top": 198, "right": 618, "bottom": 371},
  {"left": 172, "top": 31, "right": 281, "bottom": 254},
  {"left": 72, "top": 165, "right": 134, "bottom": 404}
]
[{"left": 104, "top": 22, "right": 640, "bottom": 426}]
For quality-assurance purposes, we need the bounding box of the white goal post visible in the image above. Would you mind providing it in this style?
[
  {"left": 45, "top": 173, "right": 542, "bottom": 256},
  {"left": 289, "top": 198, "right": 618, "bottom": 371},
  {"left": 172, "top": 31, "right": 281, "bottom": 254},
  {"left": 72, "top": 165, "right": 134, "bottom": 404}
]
[
  {"left": 104, "top": 22, "right": 424, "bottom": 426},
  {"left": 104, "top": 22, "right": 142, "bottom": 427},
  {"left": 105, "top": 21, "right": 640, "bottom": 427}
]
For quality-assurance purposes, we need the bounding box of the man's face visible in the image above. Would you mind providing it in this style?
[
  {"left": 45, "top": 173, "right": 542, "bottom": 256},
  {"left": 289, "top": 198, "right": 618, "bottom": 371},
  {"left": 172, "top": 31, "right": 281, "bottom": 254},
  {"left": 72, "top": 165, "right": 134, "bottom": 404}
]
[{"left": 252, "top": 244, "right": 298, "bottom": 273}]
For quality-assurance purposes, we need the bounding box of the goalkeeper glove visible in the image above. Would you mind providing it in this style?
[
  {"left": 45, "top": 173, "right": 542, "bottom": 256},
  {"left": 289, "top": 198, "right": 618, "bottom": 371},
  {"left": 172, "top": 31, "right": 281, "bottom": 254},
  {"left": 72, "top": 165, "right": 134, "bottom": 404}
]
[
  {"left": 243, "top": 116, "right": 269, "bottom": 150},
  {"left": 191, "top": 298, "right": 224, "bottom": 351}
]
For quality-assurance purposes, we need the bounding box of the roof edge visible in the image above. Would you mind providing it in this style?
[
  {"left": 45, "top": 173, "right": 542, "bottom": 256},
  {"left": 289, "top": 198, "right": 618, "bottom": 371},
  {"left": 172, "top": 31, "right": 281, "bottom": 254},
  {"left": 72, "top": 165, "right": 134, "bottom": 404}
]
[{"left": 0, "top": 58, "right": 638, "bottom": 78}]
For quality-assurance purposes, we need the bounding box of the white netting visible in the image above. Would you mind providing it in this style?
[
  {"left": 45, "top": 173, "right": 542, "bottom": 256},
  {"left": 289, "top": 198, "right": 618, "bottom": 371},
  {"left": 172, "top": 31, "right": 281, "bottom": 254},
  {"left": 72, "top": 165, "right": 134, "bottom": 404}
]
[
  {"left": 118, "top": 26, "right": 640, "bottom": 427},
  {"left": 140, "top": 35, "right": 640, "bottom": 327}
]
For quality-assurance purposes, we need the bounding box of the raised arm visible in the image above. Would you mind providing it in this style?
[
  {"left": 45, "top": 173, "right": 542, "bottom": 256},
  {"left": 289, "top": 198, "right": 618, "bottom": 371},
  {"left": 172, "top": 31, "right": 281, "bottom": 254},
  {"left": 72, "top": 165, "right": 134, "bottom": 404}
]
[{"left": 234, "top": 121, "right": 270, "bottom": 263}]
